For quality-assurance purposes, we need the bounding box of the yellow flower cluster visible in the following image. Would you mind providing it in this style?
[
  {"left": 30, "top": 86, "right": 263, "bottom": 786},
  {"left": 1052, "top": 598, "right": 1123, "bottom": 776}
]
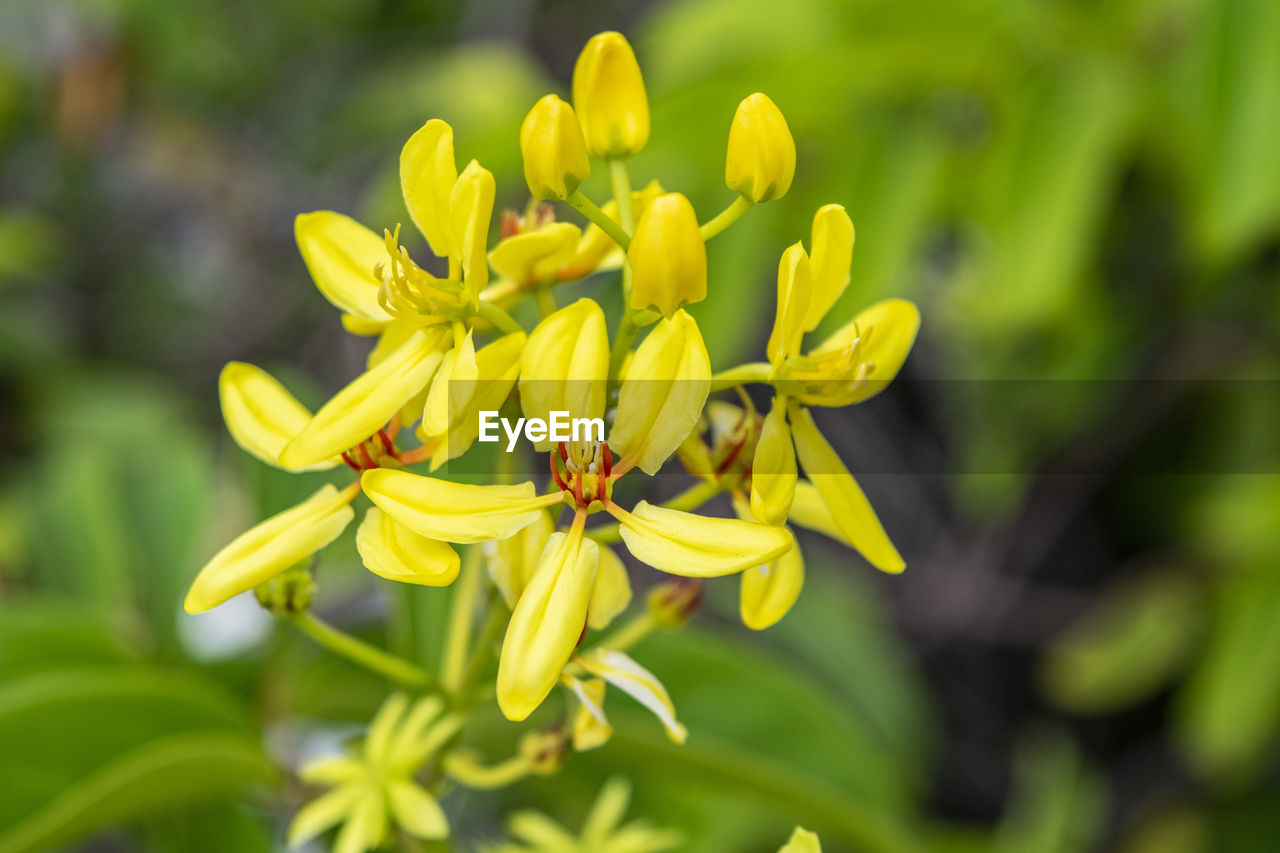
[{"left": 184, "top": 29, "right": 919, "bottom": 852}]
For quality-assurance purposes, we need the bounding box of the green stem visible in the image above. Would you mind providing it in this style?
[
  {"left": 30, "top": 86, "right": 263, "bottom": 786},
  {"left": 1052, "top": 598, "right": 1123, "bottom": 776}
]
[
  {"left": 609, "top": 160, "right": 636, "bottom": 306},
  {"left": 700, "top": 196, "right": 753, "bottom": 241},
  {"left": 567, "top": 190, "right": 631, "bottom": 250},
  {"left": 596, "top": 612, "right": 658, "bottom": 653},
  {"left": 291, "top": 612, "right": 433, "bottom": 689},
  {"left": 710, "top": 362, "right": 774, "bottom": 392},
  {"left": 458, "top": 598, "right": 509, "bottom": 705},
  {"left": 440, "top": 546, "right": 484, "bottom": 696},
  {"left": 474, "top": 300, "right": 524, "bottom": 336},
  {"left": 607, "top": 309, "right": 640, "bottom": 392}
]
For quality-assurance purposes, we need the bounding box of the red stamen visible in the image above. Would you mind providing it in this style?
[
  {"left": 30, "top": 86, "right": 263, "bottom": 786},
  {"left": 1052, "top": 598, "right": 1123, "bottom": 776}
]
[
  {"left": 358, "top": 442, "right": 376, "bottom": 469},
  {"left": 341, "top": 451, "right": 361, "bottom": 472}
]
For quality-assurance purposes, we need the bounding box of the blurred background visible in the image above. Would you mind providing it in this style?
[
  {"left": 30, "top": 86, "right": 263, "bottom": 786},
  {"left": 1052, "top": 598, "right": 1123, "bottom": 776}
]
[{"left": 1, "top": 0, "right": 1279, "bottom": 850}]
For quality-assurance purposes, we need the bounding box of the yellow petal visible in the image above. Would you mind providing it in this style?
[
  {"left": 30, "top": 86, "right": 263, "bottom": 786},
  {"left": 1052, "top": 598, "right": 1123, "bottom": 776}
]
[
  {"left": 627, "top": 193, "right": 707, "bottom": 319},
  {"left": 400, "top": 119, "right": 457, "bottom": 258},
  {"left": 611, "top": 310, "right": 711, "bottom": 475},
  {"left": 572, "top": 31, "right": 649, "bottom": 159},
  {"left": 333, "top": 791, "right": 386, "bottom": 853},
  {"left": 740, "top": 531, "right": 805, "bottom": 630},
  {"left": 520, "top": 94, "right": 591, "bottom": 201},
  {"left": 725, "top": 92, "right": 796, "bottom": 203},
  {"left": 577, "top": 648, "right": 687, "bottom": 744},
  {"left": 488, "top": 222, "right": 581, "bottom": 287},
  {"left": 423, "top": 330, "right": 478, "bottom": 438},
  {"left": 749, "top": 397, "right": 797, "bottom": 525},
  {"left": 341, "top": 313, "right": 387, "bottom": 336},
  {"left": 788, "top": 405, "right": 904, "bottom": 573},
  {"left": 779, "top": 827, "right": 823, "bottom": 853},
  {"left": 279, "top": 328, "right": 446, "bottom": 469},
  {"left": 497, "top": 524, "right": 600, "bottom": 721},
  {"left": 567, "top": 676, "right": 613, "bottom": 751},
  {"left": 294, "top": 211, "right": 394, "bottom": 324},
  {"left": 486, "top": 509, "right": 554, "bottom": 609},
  {"left": 803, "top": 204, "right": 854, "bottom": 330},
  {"left": 788, "top": 480, "right": 848, "bottom": 544},
  {"left": 218, "top": 362, "right": 337, "bottom": 472},
  {"left": 812, "top": 298, "right": 920, "bottom": 403},
  {"left": 424, "top": 331, "right": 526, "bottom": 467},
  {"left": 386, "top": 780, "right": 448, "bottom": 840},
  {"left": 450, "top": 159, "right": 495, "bottom": 302},
  {"left": 588, "top": 545, "right": 631, "bottom": 630},
  {"left": 356, "top": 507, "right": 460, "bottom": 587},
  {"left": 610, "top": 501, "right": 793, "bottom": 577},
  {"left": 287, "top": 785, "right": 362, "bottom": 848},
  {"left": 519, "top": 298, "right": 609, "bottom": 449},
  {"left": 361, "top": 469, "right": 559, "bottom": 544},
  {"left": 766, "top": 242, "right": 813, "bottom": 367},
  {"left": 184, "top": 485, "right": 355, "bottom": 613}
]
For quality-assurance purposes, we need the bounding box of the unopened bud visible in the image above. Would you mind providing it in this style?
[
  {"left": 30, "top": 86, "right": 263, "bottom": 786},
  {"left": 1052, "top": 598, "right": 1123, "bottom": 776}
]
[
  {"left": 725, "top": 93, "right": 795, "bottom": 203},
  {"left": 627, "top": 193, "right": 706, "bottom": 319},
  {"left": 647, "top": 578, "right": 704, "bottom": 628},
  {"left": 572, "top": 32, "right": 650, "bottom": 159},
  {"left": 254, "top": 564, "right": 316, "bottom": 616},
  {"left": 520, "top": 94, "right": 591, "bottom": 201},
  {"left": 519, "top": 728, "right": 570, "bottom": 775}
]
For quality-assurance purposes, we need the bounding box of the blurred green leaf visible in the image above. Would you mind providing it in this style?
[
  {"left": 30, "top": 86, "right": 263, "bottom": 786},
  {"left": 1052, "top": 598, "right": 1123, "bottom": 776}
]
[
  {"left": 0, "top": 601, "right": 136, "bottom": 678},
  {"left": 1176, "top": 568, "right": 1280, "bottom": 784},
  {"left": 1118, "top": 806, "right": 1211, "bottom": 853},
  {"left": 1040, "top": 569, "right": 1201, "bottom": 713},
  {"left": 994, "top": 730, "right": 1106, "bottom": 853}
]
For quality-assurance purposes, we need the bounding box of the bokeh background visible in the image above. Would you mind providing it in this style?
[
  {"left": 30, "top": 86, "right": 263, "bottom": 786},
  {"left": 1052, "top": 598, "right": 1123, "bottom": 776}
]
[{"left": 2, "top": 0, "right": 1279, "bottom": 850}]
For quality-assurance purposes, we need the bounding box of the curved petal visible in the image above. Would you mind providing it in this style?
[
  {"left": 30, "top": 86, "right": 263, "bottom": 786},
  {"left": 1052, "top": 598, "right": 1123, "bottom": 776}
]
[
  {"left": 488, "top": 222, "right": 581, "bottom": 286},
  {"left": 611, "top": 309, "right": 711, "bottom": 475},
  {"left": 779, "top": 827, "right": 824, "bottom": 853},
  {"left": 609, "top": 501, "right": 793, "bottom": 578},
  {"left": 803, "top": 205, "right": 854, "bottom": 331},
  {"left": 567, "top": 676, "right": 612, "bottom": 751},
  {"left": 361, "top": 469, "right": 560, "bottom": 544},
  {"left": 749, "top": 397, "right": 797, "bottom": 525},
  {"left": 400, "top": 119, "right": 458, "bottom": 258},
  {"left": 788, "top": 405, "right": 904, "bottom": 573},
  {"left": 219, "top": 362, "right": 338, "bottom": 471},
  {"left": 279, "top": 328, "right": 447, "bottom": 469},
  {"left": 519, "top": 298, "right": 609, "bottom": 448},
  {"left": 422, "top": 330, "right": 478, "bottom": 438},
  {"left": 812, "top": 298, "right": 919, "bottom": 403},
  {"left": 295, "top": 211, "right": 394, "bottom": 323},
  {"left": 577, "top": 648, "right": 687, "bottom": 744},
  {"left": 787, "top": 480, "right": 848, "bottom": 544},
  {"left": 287, "top": 784, "right": 362, "bottom": 848},
  {"left": 740, "top": 536, "right": 805, "bottom": 630},
  {"left": 450, "top": 159, "right": 495, "bottom": 302},
  {"left": 333, "top": 791, "right": 386, "bottom": 853},
  {"left": 386, "top": 780, "right": 449, "bottom": 840},
  {"left": 356, "top": 507, "right": 460, "bottom": 587},
  {"left": 497, "top": 525, "right": 600, "bottom": 721},
  {"left": 184, "top": 485, "right": 355, "bottom": 613},
  {"left": 766, "top": 242, "right": 812, "bottom": 367},
  {"left": 486, "top": 509, "right": 554, "bottom": 609},
  {"left": 424, "top": 331, "right": 526, "bottom": 467},
  {"left": 587, "top": 544, "right": 631, "bottom": 630}
]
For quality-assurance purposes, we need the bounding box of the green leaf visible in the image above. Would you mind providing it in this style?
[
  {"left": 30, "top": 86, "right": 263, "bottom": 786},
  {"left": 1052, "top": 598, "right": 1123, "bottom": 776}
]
[
  {"left": 1040, "top": 570, "right": 1201, "bottom": 713},
  {"left": 0, "top": 601, "right": 136, "bottom": 678},
  {"left": 0, "top": 732, "right": 273, "bottom": 853},
  {"left": 1175, "top": 568, "right": 1280, "bottom": 784},
  {"left": 994, "top": 730, "right": 1106, "bottom": 853},
  {"left": 0, "top": 667, "right": 260, "bottom": 832}
]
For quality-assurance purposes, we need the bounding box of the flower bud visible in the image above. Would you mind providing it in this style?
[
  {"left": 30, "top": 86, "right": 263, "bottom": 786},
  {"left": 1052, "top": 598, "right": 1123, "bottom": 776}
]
[
  {"left": 572, "top": 31, "right": 649, "bottom": 158},
  {"left": 725, "top": 93, "right": 796, "bottom": 203},
  {"left": 627, "top": 193, "right": 706, "bottom": 318},
  {"left": 647, "top": 578, "right": 704, "bottom": 628},
  {"left": 254, "top": 564, "right": 316, "bottom": 616},
  {"left": 520, "top": 94, "right": 591, "bottom": 201},
  {"left": 518, "top": 728, "right": 570, "bottom": 775}
]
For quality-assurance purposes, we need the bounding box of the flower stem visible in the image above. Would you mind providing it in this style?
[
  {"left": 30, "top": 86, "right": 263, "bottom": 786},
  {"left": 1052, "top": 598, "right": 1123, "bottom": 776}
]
[
  {"left": 473, "top": 299, "right": 524, "bottom": 336},
  {"left": 440, "top": 545, "right": 484, "bottom": 696},
  {"left": 534, "top": 282, "right": 558, "bottom": 318},
  {"left": 700, "top": 195, "right": 753, "bottom": 241},
  {"left": 710, "top": 362, "right": 773, "bottom": 391},
  {"left": 607, "top": 308, "right": 640, "bottom": 392},
  {"left": 458, "top": 597, "right": 509, "bottom": 705},
  {"left": 290, "top": 612, "right": 433, "bottom": 689},
  {"left": 597, "top": 611, "right": 658, "bottom": 653},
  {"left": 567, "top": 189, "right": 631, "bottom": 251},
  {"left": 609, "top": 160, "right": 636, "bottom": 306}
]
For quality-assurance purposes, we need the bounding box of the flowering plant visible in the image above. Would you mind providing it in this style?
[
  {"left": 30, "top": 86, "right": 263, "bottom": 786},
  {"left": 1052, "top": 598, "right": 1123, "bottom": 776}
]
[{"left": 186, "top": 30, "right": 918, "bottom": 850}]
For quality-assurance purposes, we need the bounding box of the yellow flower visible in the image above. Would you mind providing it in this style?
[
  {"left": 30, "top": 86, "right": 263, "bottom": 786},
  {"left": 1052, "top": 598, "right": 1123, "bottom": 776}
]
[
  {"left": 572, "top": 32, "right": 649, "bottom": 159},
  {"left": 725, "top": 93, "right": 796, "bottom": 203},
  {"left": 627, "top": 193, "right": 707, "bottom": 318},
  {"left": 489, "top": 220, "right": 582, "bottom": 288},
  {"left": 779, "top": 827, "right": 823, "bottom": 853},
  {"left": 488, "top": 776, "right": 681, "bottom": 853},
  {"left": 288, "top": 694, "right": 459, "bottom": 853},
  {"left": 218, "top": 362, "right": 339, "bottom": 472},
  {"left": 558, "top": 179, "right": 665, "bottom": 282},
  {"left": 573, "top": 647, "right": 688, "bottom": 743},
  {"left": 520, "top": 94, "right": 591, "bottom": 201}
]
